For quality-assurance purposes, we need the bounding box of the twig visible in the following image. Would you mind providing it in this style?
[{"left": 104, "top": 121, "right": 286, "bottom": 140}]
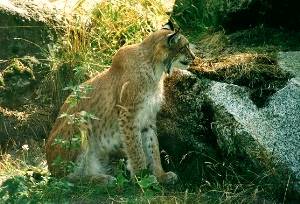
[{"left": 282, "top": 174, "right": 291, "bottom": 204}]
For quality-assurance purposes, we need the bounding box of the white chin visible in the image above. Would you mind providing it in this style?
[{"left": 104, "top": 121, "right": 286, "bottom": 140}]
[
  {"left": 175, "top": 64, "right": 189, "bottom": 70},
  {"left": 172, "top": 61, "right": 188, "bottom": 70}
]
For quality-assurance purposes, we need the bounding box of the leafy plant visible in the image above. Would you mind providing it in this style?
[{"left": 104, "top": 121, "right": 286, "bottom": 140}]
[{"left": 135, "top": 174, "right": 162, "bottom": 198}]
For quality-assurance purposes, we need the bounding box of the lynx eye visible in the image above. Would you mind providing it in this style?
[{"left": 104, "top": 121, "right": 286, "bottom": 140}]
[{"left": 179, "top": 44, "right": 189, "bottom": 51}]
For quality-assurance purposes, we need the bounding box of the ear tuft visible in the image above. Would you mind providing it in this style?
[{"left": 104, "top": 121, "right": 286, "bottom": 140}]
[
  {"left": 162, "top": 20, "right": 174, "bottom": 31},
  {"left": 167, "top": 31, "right": 181, "bottom": 47}
]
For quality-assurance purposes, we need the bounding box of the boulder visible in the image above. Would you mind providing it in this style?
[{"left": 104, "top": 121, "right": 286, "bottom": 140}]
[
  {"left": 207, "top": 77, "right": 300, "bottom": 194},
  {"left": 278, "top": 51, "right": 300, "bottom": 81},
  {"left": 158, "top": 52, "right": 299, "bottom": 195},
  {"left": 0, "top": 0, "right": 61, "bottom": 107}
]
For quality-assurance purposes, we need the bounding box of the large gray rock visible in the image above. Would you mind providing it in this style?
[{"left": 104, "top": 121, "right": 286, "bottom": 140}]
[
  {"left": 278, "top": 51, "right": 300, "bottom": 81},
  {"left": 208, "top": 78, "right": 300, "bottom": 193}
]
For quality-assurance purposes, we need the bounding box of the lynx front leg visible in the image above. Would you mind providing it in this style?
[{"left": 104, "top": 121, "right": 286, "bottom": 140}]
[
  {"left": 142, "top": 125, "right": 178, "bottom": 184},
  {"left": 118, "top": 108, "right": 147, "bottom": 177}
]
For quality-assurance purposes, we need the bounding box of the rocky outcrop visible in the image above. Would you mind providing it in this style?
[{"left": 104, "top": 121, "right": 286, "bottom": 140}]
[
  {"left": 205, "top": 51, "right": 299, "bottom": 194},
  {"left": 157, "top": 52, "right": 300, "bottom": 196},
  {"left": 0, "top": 0, "right": 60, "bottom": 146},
  {"left": 0, "top": 0, "right": 61, "bottom": 106},
  {"left": 278, "top": 51, "right": 300, "bottom": 81},
  {"left": 208, "top": 79, "right": 300, "bottom": 192},
  {"left": 0, "top": 0, "right": 60, "bottom": 62}
]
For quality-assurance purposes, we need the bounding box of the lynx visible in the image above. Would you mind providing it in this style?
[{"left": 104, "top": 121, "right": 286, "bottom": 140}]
[{"left": 46, "top": 21, "right": 195, "bottom": 184}]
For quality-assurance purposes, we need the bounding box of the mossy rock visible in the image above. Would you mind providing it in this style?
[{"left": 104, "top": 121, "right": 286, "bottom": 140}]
[
  {"left": 157, "top": 70, "right": 218, "bottom": 184},
  {"left": 0, "top": 58, "right": 37, "bottom": 107}
]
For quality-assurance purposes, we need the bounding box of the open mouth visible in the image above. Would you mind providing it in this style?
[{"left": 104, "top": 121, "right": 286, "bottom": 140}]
[{"left": 180, "top": 60, "right": 189, "bottom": 65}]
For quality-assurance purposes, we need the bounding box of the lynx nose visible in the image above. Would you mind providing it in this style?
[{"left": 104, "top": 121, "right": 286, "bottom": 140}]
[{"left": 188, "top": 44, "right": 196, "bottom": 61}]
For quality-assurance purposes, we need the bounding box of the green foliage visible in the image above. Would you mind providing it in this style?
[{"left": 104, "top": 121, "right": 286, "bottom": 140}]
[
  {"left": 0, "top": 174, "right": 76, "bottom": 203},
  {"left": 0, "top": 140, "right": 290, "bottom": 203},
  {"left": 0, "top": 160, "right": 165, "bottom": 203},
  {"left": 172, "top": 0, "right": 220, "bottom": 30},
  {"left": 58, "top": 111, "right": 99, "bottom": 126},
  {"left": 50, "top": 83, "right": 98, "bottom": 173},
  {"left": 63, "top": 84, "right": 93, "bottom": 106},
  {"left": 172, "top": 0, "right": 248, "bottom": 32},
  {"left": 135, "top": 174, "right": 162, "bottom": 198},
  {"left": 53, "top": 135, "right": 81, "bottom": 150}
]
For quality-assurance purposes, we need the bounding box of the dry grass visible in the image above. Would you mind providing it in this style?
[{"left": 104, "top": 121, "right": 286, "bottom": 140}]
[
  {"left": 191, "top": 52, "right": 279, "bottom": 79},
  {"left": 41, "top": 0, "right": 169, "bottom": 112},
  {"left": 51, "top": 0, "right": 168, "bottom": 74},
  {"left": 0, "top": 141, "right": 47, "bottom": 182},
  {"left": 189, "top": 27, "right": 294, "bottom": 107}
]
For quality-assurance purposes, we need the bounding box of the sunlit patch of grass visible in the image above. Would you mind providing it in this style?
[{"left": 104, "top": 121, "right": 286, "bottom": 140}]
[
  {"left": 0, "top": 141, "right": 47, "bottom": 179},
  {"left": 0, "top": 141, "right": 173, "bottom": 203},
  {"left": 51, "top": 0, "right": 168, "bottom": 77}
]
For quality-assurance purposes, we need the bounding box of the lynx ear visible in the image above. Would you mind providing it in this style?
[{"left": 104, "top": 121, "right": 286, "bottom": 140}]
[
  {"left": 162, "top": 20, "right": 174, "bottom": 31},
  {"left": 167, "top": 30, "right": 181, "bottom": 47}
]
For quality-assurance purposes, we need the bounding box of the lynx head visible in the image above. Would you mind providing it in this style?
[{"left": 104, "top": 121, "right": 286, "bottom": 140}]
[
  {"left": 161, "top": 21, "right": 196, "bottom": 74},
  {"left": 142, "top": 21, "right": 196, "bottom": 74}
]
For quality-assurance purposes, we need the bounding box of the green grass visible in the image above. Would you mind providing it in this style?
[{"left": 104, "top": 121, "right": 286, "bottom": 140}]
[
  {"left": 0, "top": 142, "right": 160, "bottom": 203},
  {"left": 0, "top": 142, "right": 284, "bottom": 203}
]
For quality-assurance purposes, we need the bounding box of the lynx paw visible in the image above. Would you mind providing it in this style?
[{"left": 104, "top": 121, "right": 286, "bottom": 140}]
[
  {"left": 103, "top": 175, "right": 117, "bottom": 185},
  {"left": 157, "top": 171, "right": 178, "bottom": 184}
]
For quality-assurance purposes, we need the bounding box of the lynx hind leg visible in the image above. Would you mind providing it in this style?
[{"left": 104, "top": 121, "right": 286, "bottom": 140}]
[
  {"left": 66, "top": 138, "right": 117, "bottom": 185},
  {"left": 141, "top": 126, "right": 178, "bottom": 184},
  {"left": 67, "top": 174, "right": 116, "bottom": 185}
]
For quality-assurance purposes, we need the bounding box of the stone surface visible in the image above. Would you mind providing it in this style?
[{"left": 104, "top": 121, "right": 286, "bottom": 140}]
[
  {"left": 0, "top": 1, "right": 60, "bottom": 63},
  {"left": 208, "top": 78, "right": 300, "bottom": 192},
  {"left": 278, "top": 51, "right": 300, "bottom": 81}
]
